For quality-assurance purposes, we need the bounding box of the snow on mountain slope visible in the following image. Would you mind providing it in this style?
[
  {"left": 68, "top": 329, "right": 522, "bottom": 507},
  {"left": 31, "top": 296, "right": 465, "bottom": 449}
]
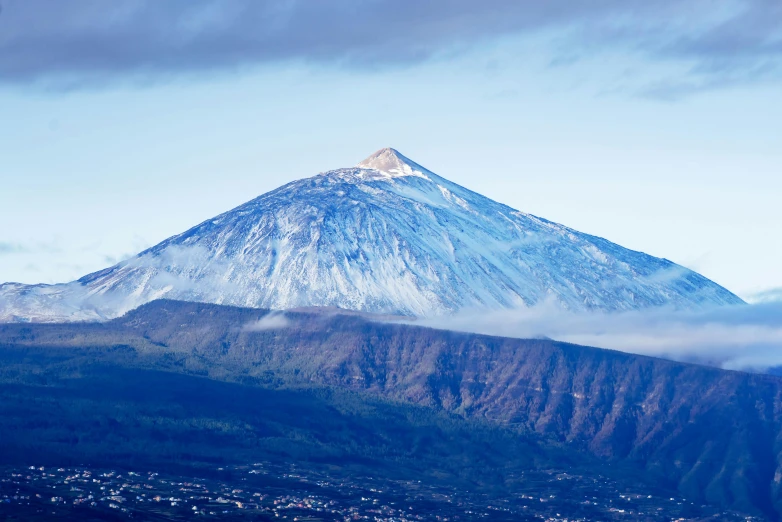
[{"left": 0, "top": 148, "right": 744, "bottom": 322}]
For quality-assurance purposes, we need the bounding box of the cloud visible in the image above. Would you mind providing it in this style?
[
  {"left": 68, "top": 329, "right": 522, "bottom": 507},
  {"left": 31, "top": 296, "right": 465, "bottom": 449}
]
[
  {"left": 421, "top": 300, "right": 782, "bottom": 372},
  {"left": 243, "top": 312, "right": 289, "bottom": 332},
  {"left": 746, "top": 287, "right": 782, "bottom": 304},
  {"left": 103, "top": 254, "right": 131, "bottom": 265},
  {"left": 0, "top": 241, "right": 61, "bottom": 256},
  {"left": 0, "top": 242, "right": 27, "bottom": 255},
  {"left": 0, "top": 0, "right": 779, "bottom": 95}
]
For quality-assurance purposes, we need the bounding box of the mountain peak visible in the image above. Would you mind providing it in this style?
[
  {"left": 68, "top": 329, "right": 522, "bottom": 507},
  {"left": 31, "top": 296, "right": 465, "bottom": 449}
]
[
  {"left": 356, "top": 148, "right": 429, "bottom": 178},
  {"left": 0, "top": 147, "right": 744, "bottom": 323}
]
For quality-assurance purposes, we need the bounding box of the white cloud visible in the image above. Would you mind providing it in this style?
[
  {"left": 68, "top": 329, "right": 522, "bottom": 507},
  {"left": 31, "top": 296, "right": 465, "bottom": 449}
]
[
  {"left": 243, "top": 312, "right": 289, "bottom": 332},
  {"left": 420, "top": 300, "right": 782, "bottom": 372},
  {"left": 746, "top": 287, "right": 782, "bottom": 304}
]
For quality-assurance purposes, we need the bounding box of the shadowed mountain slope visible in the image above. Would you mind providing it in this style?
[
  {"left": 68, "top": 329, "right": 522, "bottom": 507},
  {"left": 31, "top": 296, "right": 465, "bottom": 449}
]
[{"left": 1, "top": 299, "right": 780, "bottom": 518}]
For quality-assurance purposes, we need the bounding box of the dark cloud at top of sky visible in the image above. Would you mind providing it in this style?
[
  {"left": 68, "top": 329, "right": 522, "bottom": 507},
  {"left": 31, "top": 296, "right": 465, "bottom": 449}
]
[{"left": 0, "top": 0, "right": 779, "bottom": 95}]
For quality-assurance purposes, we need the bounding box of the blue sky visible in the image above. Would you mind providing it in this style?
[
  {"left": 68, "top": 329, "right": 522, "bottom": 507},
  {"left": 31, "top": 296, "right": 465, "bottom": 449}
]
[{"left": 0, "top": 0, "right": 780, "bottom": 300}]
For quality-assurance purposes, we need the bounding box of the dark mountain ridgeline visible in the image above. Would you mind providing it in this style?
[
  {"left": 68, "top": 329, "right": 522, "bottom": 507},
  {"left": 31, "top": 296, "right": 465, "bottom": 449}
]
[{"left": 1, "top": 299, "right": 780, "bottom": 518}]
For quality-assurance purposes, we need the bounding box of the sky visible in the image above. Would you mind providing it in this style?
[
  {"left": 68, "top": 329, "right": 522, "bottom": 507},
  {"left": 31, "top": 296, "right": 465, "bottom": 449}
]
[{"left": 0, "top": 0, "right": 781, "bottom": 302}]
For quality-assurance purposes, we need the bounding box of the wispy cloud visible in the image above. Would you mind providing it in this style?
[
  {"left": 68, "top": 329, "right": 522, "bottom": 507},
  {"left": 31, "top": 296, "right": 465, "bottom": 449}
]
[
  {"left": 746, "top": 287, "right": 782, "bottom": 304},
  {"left": 0, "top": 242, "right": 27, "bottom": 255},
  {"left": 0, "top": 241, "right": 61, "bottom": 256},
  {"left": 242, "top": 312, "right": 289, "bottom": 332},
  {"left": 422, "top": 300, "right": 782, "bottom": 372},
  {"left": 0, "top": 0, "right": 779, "bottom": 95}
]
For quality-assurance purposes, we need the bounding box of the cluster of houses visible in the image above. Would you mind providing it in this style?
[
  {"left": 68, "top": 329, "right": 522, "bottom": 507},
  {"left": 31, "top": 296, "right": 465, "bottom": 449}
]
[{"left": 0, "top": 464, "right": 760, "bottom": 521}]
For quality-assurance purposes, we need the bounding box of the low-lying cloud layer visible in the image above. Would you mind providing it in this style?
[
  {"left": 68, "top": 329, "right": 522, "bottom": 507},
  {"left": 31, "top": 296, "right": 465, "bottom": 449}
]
[
  {"left": 422, "top": 300, "right": 782, "bottom": 372},
  {"left": 0, "top": 0, "right": 779, "bottom": 95}
]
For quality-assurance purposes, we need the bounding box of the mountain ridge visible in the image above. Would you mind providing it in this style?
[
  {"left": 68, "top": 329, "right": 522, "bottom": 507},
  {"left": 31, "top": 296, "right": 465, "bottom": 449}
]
[{"left": 0, "top": 298, "right": 777, "bottom": 518}]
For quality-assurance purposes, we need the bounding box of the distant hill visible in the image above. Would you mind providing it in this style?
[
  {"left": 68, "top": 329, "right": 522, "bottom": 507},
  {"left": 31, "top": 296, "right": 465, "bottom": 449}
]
[{"left": 0, "top": 299, "right": 779, "bottom": 518}]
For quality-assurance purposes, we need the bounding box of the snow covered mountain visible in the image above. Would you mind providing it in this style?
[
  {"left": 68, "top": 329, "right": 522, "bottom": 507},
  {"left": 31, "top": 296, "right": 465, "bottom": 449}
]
[{"left": 0, "top": 148, "right": 743, "bottom": 322}]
